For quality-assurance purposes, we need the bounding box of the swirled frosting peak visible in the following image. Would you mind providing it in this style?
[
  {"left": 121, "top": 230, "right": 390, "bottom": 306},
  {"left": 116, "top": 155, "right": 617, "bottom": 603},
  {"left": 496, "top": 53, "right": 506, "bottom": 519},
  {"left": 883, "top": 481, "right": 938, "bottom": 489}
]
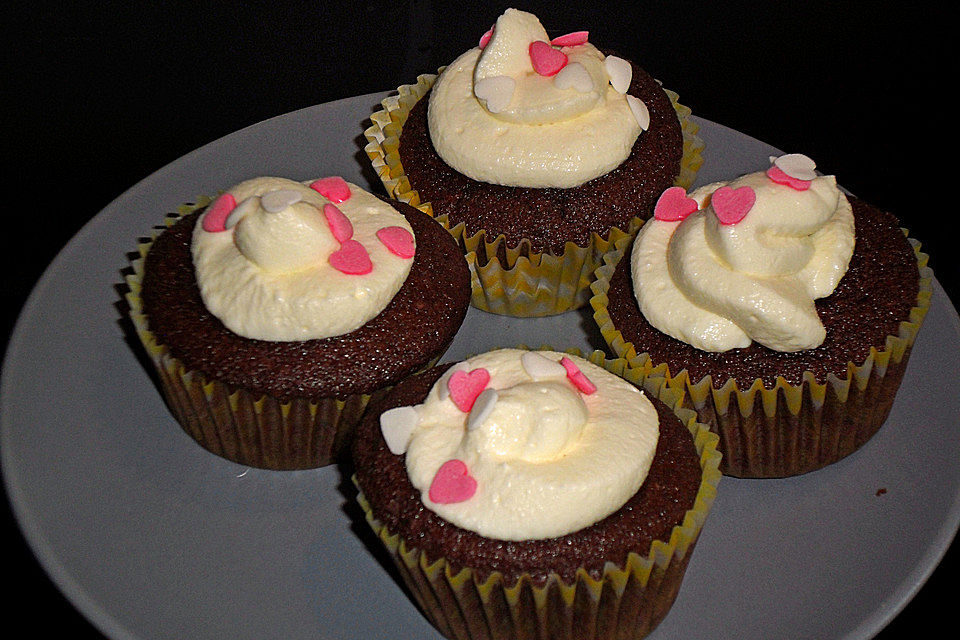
[
  {"left": 192, "top": 177, "right": 415, "bottom": 342},
  {"left": 378, "top": 349, "right": 659, "bottom": 541},
  {"left": 427, "top": 8, "right": 647, "bottom": 188},
  {"left": 632, "top": 155, "right": 855, "bottom": 352}
]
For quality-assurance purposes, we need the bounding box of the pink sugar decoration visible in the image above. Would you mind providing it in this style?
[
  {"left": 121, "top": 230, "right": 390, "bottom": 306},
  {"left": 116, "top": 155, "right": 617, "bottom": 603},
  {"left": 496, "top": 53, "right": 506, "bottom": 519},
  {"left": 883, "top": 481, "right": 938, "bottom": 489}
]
[
  {"left": 529, "top": 40, "right": 568, "bottom": 77},
  {"left": 479, "top": 26, "right": 494, "bottom": 49},
  {"left": 201, "top": 193, "right": 237, "bottom": 233},
  {"left": 712, "top": 185, "right": 756, "bottom": 226},
  {"left": 654, "top": 186, "right": 699, "bottom": 222},
  {"left": 376, "top": 225, "right": 415, "bottom": 259},
  {"left": 328, "top": 239, "right": 372, "bottom": 275},
  {"left": 560, "top": 357, "right": 597, "bottom": 395},
  {"left": 429, "top": 459, "right": 477, "bottom": 504},
  {"left": 766, "top": 166, "right": 812, "bottom": 191},
  {"left": 323, "top": 203, "right": 354, "bottom": 243},
  {"left": 448, "top": 368, "right": 490, "bottom": 413},
  {"left": 310, "top": 176, "right": 352, "bottom": 203},
  {"left": 550, "top": 30, "right": 589, "bottom": 47}
]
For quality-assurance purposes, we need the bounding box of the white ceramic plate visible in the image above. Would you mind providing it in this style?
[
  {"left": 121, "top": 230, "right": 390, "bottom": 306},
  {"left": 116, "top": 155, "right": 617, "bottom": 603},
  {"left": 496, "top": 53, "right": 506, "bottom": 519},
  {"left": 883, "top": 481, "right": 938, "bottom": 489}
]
[{"left": 3, "top": 93, "right": 959, "bottom": 639}]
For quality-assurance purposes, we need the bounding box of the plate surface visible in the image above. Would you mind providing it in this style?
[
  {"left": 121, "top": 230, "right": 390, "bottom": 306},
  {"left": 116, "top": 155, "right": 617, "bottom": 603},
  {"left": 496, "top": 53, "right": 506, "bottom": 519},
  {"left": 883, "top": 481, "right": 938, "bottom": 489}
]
[{"left": 3, "top": 93, "right": 959, "bottom": 640}]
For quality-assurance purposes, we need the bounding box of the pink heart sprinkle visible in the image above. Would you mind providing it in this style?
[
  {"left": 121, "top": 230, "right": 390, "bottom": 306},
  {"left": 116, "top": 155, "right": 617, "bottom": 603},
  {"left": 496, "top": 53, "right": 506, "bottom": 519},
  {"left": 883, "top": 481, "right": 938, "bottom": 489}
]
[
  {"left": 712, "top": 185, "right": 756, "bottom": 225},
  {"left": 201, "top": 193, "right": 237, "bottom": 233},
  {"left": 654, "top": 186, "right": 699, "bottom": 222},
  {"left": 560, "top": 357, "right": 597, "bottom": 395},
  {"left": 766, "top": 166, "right": 811, "bottom": 191},
  {"left": 429, "top": 459, "right": 477, "bottom": 504},
  {"left": 448, "top": 368, "right": 490, "bottom": 413},
  {"left": 310, "top": 176, "right": 352, "bottom": 203},
  {"left": 323, "top": 203, "right": 353, "bottom": 243},
  {"left": 328, "top": 239, "right": 372, "bottom": 275},
  {"left": 550, "top": 30, "right": 589, "bottom": 47},
  {"left": 478, "top": 26, "right": 494, "bottom": 49},
  {"left": 376, "top": 225, "right": 415, "bottom": 259},
  {"left": 529, "top": 40, "right": 568, "bottom": 77}
]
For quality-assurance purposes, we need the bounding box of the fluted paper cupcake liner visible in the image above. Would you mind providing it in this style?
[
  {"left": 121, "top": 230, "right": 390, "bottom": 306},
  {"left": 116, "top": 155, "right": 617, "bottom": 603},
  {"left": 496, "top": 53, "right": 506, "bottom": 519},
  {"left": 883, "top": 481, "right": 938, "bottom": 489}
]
[
  {"left": 589, "top": 230, "right": 933, "bottom": 478},
  {"left": 122, "top": 201, "right": 424, "bottom": 470},
  {"left": 355, "top": 349, "right": 722, "bottom": 640},
  {"left": 363, "top": 72, "right": 704, "bottom": 317}
]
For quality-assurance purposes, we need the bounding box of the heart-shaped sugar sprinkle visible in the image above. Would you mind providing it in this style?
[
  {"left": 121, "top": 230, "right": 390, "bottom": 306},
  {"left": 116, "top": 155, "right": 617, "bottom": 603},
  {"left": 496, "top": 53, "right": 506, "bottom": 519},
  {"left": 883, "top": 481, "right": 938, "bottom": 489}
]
[
  {"left": 560, "top": 357, "right": 597, "bottom": 395},
  {"left": 224, "top": 196, "right": 257, "bottom": 230},
  {"left": 529, "top": 40, "right": 568, "bottom": 77},
  {"left": 328, "top": 239, "right": 372, "bottom": 275},
  {"left": 310, "top": 176, "right": 352, "bottom": 203},
  {"left": 475, "top": 75, "right": 515, "bottom": 114},
  {"left": 553, "top": 62, "right": 593, "bottom": 93},
  {"left": 448, "top": 368, "right": 490, "bottom": 413},
  {"left": 479, "top": 25, "right": 494, "bottom": 49},
  {"left": 466, "top": 388, "right": 498, "bottom": 431},
  {"left": 550, "top": 30, "right": 589, "bottom": 47},
  {"left": 712, "top": 185, "right": 756, "bottom": 225},
  {"left": 376, "top": 225, "right": 415, "bottom": 259},
  {"left": 380, "top": 405, "right": 419, "bottom": 455},
  {"left": 429, "top": 459, "right": 477, "bottom": 504},
  {"left": 521, "top": 351, "right": 567, "bottom": 380},
  {"left": 654, "top": 186, "right": 699, "bottom": 222},
  {"left": 766, "top": 166, "right": 811, "bottom": 191},
  {"left": 260, "top": 188, "right": 302, "bottom": 213},
  {"left": 323, "top": 203, "right": 353, "bottom": 243},
  {"left": 201, "top": 193, "right": 237, "bottom": 233},
  {"left": 773, "top": 153, "right": 817, "bottom": 181},
  {"left": 626, "top": 94, "right": 649, "bottom": 130},
  {"left": 603, "top": 55, "right": 632, "bottom": 94}
]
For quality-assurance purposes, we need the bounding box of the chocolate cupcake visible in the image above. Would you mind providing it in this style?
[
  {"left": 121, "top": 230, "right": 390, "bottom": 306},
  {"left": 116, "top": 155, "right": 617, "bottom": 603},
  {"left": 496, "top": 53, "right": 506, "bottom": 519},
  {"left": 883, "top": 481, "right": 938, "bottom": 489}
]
[
  {"left": 353, "top": 348, "right": 721, "bottom": 640},
  {"left": 591, "top": 154, "right": 932, "bottom": 477},
  {"left": 124, "top": 176, "right": 471, "bottom": 470},
  {"left": 364, "top": 8, "right": 703, "bottom": 316}
]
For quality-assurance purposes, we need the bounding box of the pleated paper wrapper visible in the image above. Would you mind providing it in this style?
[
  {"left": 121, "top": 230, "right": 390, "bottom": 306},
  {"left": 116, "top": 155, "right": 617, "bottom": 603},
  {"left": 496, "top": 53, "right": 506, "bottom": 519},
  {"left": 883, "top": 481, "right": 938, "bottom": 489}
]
[
  {"left": 363, "top": 72, "right": 704, "bottom": 317},
  {"left": 122, "top": 200, "right": 432, "bottom": 471},
  {"left": 355, "top": 350, "right": 722, "bottom": 640},
  {"left": 589, "top": 229, "right": 933, "bottom": 478}
]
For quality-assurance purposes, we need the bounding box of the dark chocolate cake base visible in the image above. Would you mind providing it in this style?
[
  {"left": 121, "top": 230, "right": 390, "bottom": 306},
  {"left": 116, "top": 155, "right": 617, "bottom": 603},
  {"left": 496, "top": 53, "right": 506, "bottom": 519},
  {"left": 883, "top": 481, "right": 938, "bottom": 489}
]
[{"left": 398, "top": 57, "right": 684, "bottom": 257}]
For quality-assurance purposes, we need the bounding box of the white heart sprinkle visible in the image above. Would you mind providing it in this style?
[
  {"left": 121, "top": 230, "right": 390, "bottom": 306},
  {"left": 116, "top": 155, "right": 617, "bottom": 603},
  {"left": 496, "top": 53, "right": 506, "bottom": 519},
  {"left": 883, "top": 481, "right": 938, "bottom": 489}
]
[
  {"left": 521, "top": 351, "right": 566, "bottom": 380},
  {"left": 224, "top": 196, "right": 259, "bottom": 230},
  {"left": 604, "top": 55, "right": 632, "bottom": 94},
  {"left": 553, "top": 62, "right": 593, "bottom": 93},
  {"left": 466, "top": 388, "right": 498, "bottom": 431},
  {"left": 379, "top": 405, "right": 420, "bottom": 455},
  {"left": 474, "top": 75, "right": 515, "bottom": 114},
  {"left": 774, "top": 153, "right": 818, "bottom": 181},
  {"left": 626, "top": 94, "right": 650, "bottom": 130},
  {"left": 260, "top": 189, "right": 303, "bottom": 213}
]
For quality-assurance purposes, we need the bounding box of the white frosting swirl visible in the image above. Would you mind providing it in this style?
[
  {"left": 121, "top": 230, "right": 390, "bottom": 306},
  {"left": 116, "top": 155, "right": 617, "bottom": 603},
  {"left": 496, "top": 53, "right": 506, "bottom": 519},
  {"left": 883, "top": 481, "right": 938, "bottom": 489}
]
[
  {"left": 192, "top": 177, "right": 414, "bottom": 342},
  {"left": 427, "top": 9, "right": 642, "bottom": 188},
  {"left": 402, "top": 349, "right": 659, "bottom": 541},
  {"left": 631, "top": 169, "right": 855, "bottom": 352}
]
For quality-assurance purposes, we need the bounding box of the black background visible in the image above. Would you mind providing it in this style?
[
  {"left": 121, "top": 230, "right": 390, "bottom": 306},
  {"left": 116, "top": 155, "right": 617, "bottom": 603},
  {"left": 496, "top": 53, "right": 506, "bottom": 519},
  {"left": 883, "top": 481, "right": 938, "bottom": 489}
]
[{"left": 2, "top": 1, "right": 956, "bottom": 637}]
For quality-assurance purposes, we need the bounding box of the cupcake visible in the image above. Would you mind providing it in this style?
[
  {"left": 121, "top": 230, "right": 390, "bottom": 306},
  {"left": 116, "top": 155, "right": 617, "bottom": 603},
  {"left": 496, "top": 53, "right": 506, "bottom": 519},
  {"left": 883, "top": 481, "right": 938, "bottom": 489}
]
[
  {"left": 591, "top": 154, "right": 932, "bottom": 477},
  {"left": 352, "top": 348, "right": 721, "bottom": 640},
  {"left": 123, "top": 176, "right": 471, "bottom": 470},
  {"left": 364, "top": 8, "right": 703, "bottom": 316}
]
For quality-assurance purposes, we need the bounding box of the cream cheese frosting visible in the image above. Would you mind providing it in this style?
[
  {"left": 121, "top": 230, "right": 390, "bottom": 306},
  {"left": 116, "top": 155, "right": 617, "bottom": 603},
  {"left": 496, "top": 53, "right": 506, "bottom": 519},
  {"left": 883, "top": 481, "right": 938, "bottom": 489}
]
[
  {"left": 631, "top": 155, "right": 855, "bottom": 352},
  {"left": 427, "top": 8, "right": 645, "bottom": 188},
  {"left": 192, "top": 177, "right": 415, "bottom": 342},
  {"left": 379, "top": 349, "right": 660, "bottom": 541}
]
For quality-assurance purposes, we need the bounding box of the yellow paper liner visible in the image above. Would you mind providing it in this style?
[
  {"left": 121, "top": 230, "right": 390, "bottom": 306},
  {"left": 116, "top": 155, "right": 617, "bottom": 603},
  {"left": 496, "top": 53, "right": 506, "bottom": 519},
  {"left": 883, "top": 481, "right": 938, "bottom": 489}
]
[
  {"left": 363, "top": 72, "right": 704, "bottom": 317},
  {"left": 354, "top": 349, "right": 722, "bottom": 640},
  {"left": 589, "top": 228, "right": 934, "bottom": 478},
  {"left": 122, "top": 200, "right": 434, "bottom": 470}
]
